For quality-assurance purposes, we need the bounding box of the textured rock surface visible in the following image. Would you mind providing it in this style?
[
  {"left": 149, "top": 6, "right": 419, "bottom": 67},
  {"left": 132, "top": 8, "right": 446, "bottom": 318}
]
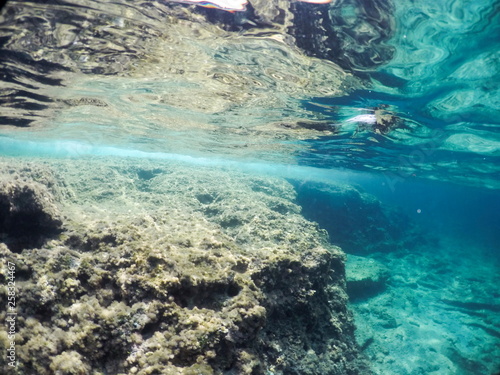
[
  {"left": 0, "top": 169, "right": 62, "bottom": 253},
  {"left": 345, "top": 256, "right": 389, "bottom": 301},
  {"left": 0, "top": 157, "right": 369, "bottom": 375}
]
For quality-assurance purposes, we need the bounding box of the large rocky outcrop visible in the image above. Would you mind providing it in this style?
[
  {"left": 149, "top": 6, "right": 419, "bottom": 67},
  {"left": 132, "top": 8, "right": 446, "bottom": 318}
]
[
  {"left": 0, "top": 157, "right": 370, "bottom": 375},
  {"left": 292, "top": 180, "right": 422, "bottom": 255}
]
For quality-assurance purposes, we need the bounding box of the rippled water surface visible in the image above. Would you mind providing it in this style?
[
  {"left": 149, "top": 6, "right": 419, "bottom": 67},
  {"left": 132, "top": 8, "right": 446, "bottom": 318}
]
[
  {"left": 1, "top": 0, "right": 498, "bottom": 188},
  {"left": 1, "top": 1, "right": 499, "bottom": 374}
]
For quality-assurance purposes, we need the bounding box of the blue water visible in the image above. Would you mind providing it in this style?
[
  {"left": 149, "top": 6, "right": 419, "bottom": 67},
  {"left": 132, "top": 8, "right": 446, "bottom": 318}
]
[{"left": 1, "top": 0, "right": 499, "bottom": 373}]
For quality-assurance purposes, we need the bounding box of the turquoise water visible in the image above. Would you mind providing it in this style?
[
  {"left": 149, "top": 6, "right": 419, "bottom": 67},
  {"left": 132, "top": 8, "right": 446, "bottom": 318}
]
[
  {"left": 1, "top": 0, "right": 499, "bottom": 187},
  {"left": 1, "top": 0, "right": 499, "bottom": 374}
]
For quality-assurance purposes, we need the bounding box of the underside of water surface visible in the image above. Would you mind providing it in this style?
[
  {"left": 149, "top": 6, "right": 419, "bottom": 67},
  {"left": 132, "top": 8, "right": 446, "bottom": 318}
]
[{"left": 0, "top": 0, "right": 499, "bottom": 374}]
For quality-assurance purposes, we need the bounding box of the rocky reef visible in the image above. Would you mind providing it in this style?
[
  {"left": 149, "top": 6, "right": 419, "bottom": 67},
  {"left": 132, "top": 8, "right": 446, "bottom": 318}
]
[
  {"left": 0, "top": 157, "right": 369, "bottom": 375},
  {"left": 291, "top": 180, "right": 423, "bottom": 255}
]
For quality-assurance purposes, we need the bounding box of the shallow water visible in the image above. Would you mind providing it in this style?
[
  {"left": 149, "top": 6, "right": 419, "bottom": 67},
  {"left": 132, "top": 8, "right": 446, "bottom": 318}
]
[{"left": 1, "top": 0, "right": 499, "bottom": 374}]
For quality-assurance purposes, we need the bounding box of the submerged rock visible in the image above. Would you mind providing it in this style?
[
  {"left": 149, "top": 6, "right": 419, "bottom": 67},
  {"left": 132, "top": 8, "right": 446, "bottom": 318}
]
[
  {"left": 0, "top": 157, "right": 370, "bottom": 375},
  {"left": 291, "top": 180, "right": 422, "bottom": 255},
  {"left": 0, "top": 168, "right": 62, "bottom": 252},
  {"left": 345, "top": 255, "right": 389, "bottom": 301}
]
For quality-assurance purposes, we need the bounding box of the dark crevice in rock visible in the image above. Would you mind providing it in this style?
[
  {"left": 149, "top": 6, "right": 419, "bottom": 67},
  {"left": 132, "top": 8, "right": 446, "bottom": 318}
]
[
  {"left": 65, "top": 232, "right": 118, "bottom": 252},
  {"left": 170, "top": 278, "right": 242, "bottom": 310},
  {"left": 136, "top": 168, "right": 165, "bottom": 181},
  {"left": 0, "top": 182, "right": 62, "bottom": 252}
]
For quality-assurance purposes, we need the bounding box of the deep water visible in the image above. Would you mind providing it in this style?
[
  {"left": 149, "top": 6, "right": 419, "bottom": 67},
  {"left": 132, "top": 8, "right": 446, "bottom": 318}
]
[{"left": 1, "top": 0, "right": 499, "bottom": 374}]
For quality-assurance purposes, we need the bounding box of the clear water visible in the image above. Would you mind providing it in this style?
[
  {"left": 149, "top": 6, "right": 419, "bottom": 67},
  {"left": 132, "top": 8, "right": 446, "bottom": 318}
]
[{"left": 1, "top": 0, "right": 499, "bottom": 374}]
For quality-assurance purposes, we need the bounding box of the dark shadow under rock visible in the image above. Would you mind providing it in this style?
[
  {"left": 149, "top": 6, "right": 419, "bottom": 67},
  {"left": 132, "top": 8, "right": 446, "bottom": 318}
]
[
  {"left": 0, "top": 179, "right": 62, "bottom": 252},
  {"left": 345, "top": 255, "right": 389, "bottom": 301}
]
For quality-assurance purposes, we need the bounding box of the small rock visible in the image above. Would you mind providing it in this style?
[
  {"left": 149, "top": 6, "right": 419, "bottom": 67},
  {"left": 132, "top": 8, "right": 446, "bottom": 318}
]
[{"left": 346, "top": 255, "right": 389, "bottom": 301}]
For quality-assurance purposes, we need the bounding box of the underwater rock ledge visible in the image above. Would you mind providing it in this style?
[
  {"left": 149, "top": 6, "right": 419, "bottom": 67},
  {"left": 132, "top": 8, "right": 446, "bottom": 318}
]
[
  {"left": 0, "top": 157, "right": 370, "bottom": 375},
  {"left": 0, "top": 173, "right": 62, "bottom": 253}
]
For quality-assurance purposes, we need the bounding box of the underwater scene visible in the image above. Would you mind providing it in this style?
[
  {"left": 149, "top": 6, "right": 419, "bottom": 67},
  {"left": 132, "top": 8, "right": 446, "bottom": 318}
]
[{"left": 0, "top": 0, "right": 499, "bottom": 374}]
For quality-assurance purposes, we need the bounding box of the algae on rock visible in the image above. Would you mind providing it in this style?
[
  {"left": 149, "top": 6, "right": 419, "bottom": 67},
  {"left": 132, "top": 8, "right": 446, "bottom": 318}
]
[{"left": 0, "top": 157, "right": 369, "bottom": 374}]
